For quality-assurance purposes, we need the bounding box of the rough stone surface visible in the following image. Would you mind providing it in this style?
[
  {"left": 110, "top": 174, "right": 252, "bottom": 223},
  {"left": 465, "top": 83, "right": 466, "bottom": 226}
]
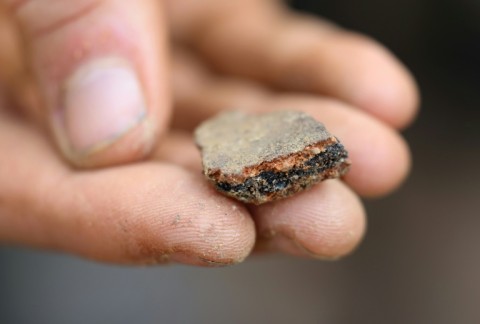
[{"left": 195, "top": 110, "right": 351, "bottom": 204}]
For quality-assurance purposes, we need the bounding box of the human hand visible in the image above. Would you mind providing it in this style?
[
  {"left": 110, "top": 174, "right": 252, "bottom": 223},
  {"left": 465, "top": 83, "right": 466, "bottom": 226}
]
[{"left": 0, "top": 0, "right": 418, "bottom": 265}]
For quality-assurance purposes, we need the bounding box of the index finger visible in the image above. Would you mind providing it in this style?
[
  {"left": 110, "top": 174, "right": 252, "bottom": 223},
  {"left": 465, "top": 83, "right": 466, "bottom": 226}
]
[{"left": 0, "top": 109, "right": 255, "bottom": 266}]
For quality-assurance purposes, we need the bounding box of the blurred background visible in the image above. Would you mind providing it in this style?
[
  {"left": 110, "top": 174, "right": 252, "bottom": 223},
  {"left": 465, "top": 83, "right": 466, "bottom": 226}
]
[{"left": 1, "top": 0, "right": 479, "bottom": 323}]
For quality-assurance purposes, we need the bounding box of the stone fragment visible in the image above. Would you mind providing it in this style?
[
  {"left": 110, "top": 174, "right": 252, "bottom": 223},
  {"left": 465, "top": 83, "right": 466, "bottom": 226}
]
[{"left": 195, "top": 110, "right": 351, "bottom": 204}]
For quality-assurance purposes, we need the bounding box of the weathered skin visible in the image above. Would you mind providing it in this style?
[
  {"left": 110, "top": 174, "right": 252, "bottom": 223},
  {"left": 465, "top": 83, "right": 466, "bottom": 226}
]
[{"left": 195, "top": 110, "right": 351, "bottom": 204}]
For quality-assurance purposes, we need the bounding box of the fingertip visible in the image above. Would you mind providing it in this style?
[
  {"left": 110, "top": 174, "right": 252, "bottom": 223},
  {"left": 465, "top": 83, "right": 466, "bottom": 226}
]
[
  {"left": 344, "top": 122, "right": 412, "bottom": 198},
  {"left": 71, "top": 165, "right": 256, "bottom": 265},
  {"left": 252, "top": 180, "right": 366, "bottom": 260},
  {"left": 337, "top": 33, "right": 420, "bottom": 129},
  {"left": 303, "top": 182, "right": 366, "bottom": 259}
]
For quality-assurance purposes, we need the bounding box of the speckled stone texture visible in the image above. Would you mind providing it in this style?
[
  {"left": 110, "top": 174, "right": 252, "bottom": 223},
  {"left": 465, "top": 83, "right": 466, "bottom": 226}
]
[{"left": 195, "top": 110, "right": 351, "bottom": 204}]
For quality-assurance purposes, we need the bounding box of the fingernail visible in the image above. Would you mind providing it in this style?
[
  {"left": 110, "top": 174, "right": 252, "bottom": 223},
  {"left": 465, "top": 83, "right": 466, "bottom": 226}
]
[{"left": 55, "top": 57, "right": 147, "bottom": 157}]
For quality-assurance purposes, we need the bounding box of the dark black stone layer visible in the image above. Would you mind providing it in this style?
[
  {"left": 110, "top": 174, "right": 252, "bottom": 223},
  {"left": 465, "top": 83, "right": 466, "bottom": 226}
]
[{"left": 214, "top": 142, "right": 349, "bottom": 203}]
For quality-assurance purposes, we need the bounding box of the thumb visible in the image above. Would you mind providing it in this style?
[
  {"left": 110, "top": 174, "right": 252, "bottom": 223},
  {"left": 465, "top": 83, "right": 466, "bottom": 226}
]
[{"left": 4, "top": 0, "right": 170, "bottom": 167}]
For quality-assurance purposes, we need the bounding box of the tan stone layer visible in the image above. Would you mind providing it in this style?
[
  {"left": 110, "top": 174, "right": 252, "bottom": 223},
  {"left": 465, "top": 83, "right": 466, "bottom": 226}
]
[{"left": 204, "top": 137, "right": 344, "bottom": 184}]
